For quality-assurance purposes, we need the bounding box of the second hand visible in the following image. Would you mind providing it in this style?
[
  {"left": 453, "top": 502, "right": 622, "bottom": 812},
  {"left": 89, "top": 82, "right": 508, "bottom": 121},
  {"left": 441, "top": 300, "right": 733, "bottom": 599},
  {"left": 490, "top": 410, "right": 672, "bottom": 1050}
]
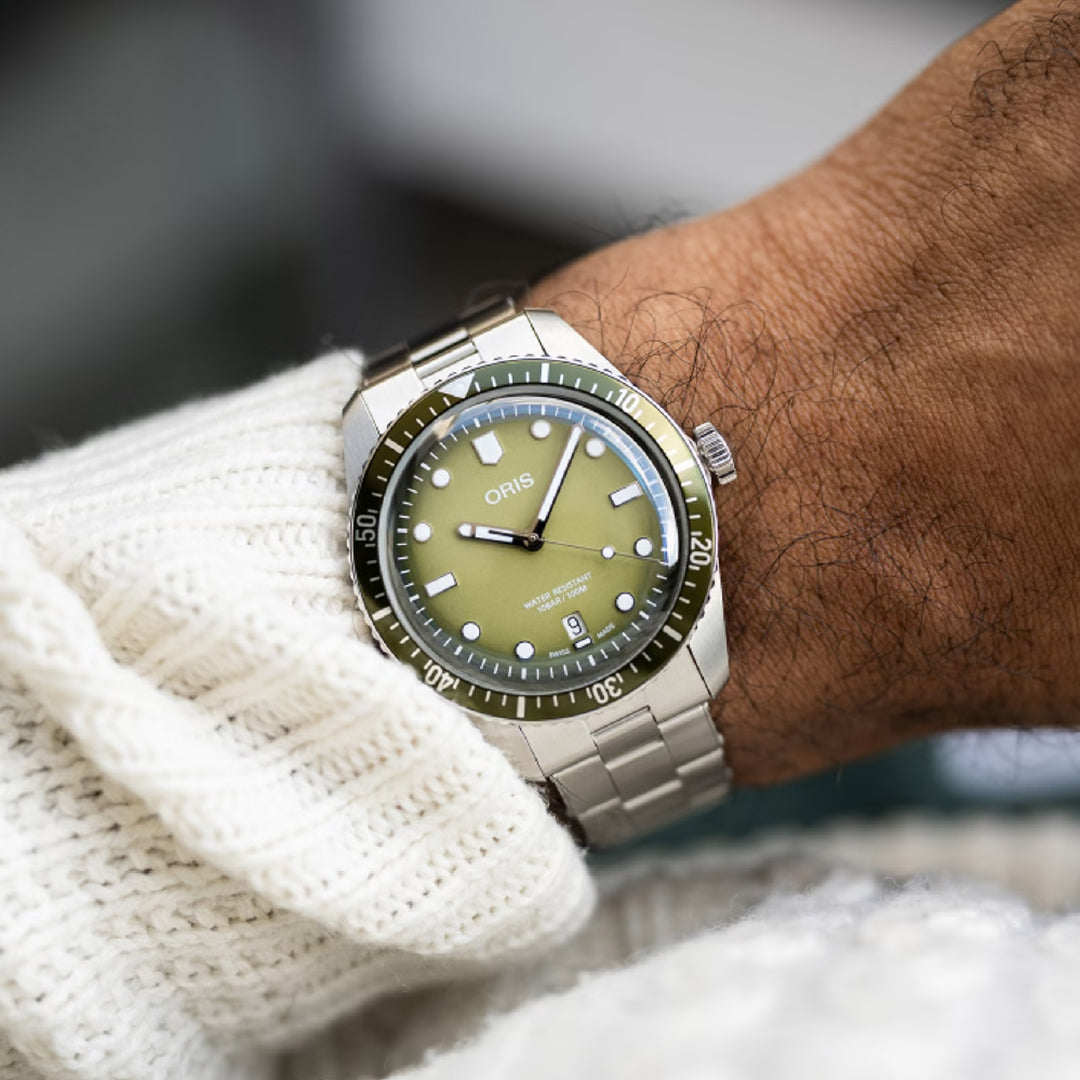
[{"left": 535, "top": 535, "right": 667, "bottom": 566}]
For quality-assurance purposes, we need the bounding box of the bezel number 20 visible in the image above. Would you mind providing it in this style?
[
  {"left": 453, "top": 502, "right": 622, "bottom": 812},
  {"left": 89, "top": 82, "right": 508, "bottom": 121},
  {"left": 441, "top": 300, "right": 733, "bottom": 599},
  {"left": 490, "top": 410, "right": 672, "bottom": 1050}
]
[{"left": 689, "top": 534, "right": 713, "bottom": 568}]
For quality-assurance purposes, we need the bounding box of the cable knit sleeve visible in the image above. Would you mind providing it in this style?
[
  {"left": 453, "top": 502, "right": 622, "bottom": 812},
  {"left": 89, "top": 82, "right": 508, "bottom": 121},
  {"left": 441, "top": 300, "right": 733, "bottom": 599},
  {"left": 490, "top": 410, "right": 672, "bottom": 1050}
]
[{"left": 0, "top": 354, "right": 593, "bottom": 1080}]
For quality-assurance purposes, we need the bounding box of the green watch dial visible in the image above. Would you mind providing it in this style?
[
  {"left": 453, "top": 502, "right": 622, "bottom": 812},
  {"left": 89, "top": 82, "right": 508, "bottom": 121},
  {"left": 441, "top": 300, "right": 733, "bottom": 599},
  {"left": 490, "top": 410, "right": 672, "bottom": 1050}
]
[
  {"left": 351, "top": 358, "right": 718, "bottom": 721},
  {"left": 386, "top": 392, "right": 680, "bottom": 691}
]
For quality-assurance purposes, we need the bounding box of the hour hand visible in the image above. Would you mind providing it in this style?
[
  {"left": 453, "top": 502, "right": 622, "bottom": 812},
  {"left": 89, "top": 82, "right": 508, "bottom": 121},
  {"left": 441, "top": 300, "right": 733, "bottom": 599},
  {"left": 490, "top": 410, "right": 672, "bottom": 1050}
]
[{"left": 457, "top": 522, "right": 538, "bottom": 550}]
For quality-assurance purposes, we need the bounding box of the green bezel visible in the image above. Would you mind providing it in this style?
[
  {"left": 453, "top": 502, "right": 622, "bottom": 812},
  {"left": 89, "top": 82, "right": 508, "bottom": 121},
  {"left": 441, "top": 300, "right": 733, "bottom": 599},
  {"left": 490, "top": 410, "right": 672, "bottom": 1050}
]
[{"left": 350, "top": 356, "right": 718, "bottom": 722}]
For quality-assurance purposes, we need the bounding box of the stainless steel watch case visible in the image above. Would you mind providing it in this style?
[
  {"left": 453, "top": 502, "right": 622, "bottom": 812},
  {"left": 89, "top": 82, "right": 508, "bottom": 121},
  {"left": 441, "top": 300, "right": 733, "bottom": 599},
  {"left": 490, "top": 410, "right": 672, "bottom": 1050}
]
[{"left": 342, "top": 304, "right": 734, "bottom": 845}]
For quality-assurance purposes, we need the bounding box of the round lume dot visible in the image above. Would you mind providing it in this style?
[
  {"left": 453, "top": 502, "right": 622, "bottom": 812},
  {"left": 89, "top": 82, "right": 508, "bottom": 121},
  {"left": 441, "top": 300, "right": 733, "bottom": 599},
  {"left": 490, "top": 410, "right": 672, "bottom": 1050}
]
[
  {"left": 585, "top": 437, "right": 605, "bottom": 459},
  {"left": 601, "top": 545, "right": 616, "bottom": 560},
  {"left": 413, "top": 522, "right": 433, "bottom": 543},
  {"left": 515, "top": 640, "right": 536, "bottom": 661},
  {"left": 530, "top": 419, "right": 552, "bottom": 439},
  {"left": 615, "top": 592, "right": 635, "bottom": 613},
  {"left": 461, "top": 621, "right": 481, "bottom": 642},
  {"left": 431, "top": 467, "right": 451, "bottom": 488},
  {"left": 634, "top": 537, "right": 654, "bottom": 558}
]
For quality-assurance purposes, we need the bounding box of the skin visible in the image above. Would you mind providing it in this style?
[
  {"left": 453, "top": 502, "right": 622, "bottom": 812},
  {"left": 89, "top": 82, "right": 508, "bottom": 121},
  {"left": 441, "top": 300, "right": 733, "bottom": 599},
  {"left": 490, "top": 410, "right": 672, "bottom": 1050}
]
[{"left": 530, "top": 0, "right": 1080, "bottom": 786}]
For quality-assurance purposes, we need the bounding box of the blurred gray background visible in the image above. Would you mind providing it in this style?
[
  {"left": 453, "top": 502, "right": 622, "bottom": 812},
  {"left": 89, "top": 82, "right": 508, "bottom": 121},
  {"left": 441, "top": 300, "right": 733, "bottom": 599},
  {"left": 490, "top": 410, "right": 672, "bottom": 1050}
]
[{"left": 6, "top": 0, "right": 1079, "bottom": 838}]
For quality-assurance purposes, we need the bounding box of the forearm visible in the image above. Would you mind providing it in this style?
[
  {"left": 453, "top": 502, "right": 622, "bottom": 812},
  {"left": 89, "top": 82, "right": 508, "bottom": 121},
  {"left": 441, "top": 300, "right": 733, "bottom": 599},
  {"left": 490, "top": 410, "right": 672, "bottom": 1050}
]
[{"left": 532, "top": 0, "right": 1080, "bottom": 785}]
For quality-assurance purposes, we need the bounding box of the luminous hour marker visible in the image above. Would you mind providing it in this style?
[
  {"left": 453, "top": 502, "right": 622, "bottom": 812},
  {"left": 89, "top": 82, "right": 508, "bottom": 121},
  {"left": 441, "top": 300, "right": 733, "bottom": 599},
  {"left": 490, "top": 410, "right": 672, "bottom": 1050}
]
[
  {"left": 609, "top": 481, "right": 643, "bottom": 508},
  {"left": 461, "top": 621, "right": 481, "bottom": 642},
  {"left": 472, "top": 431, "right": 504, "bottom": 465},
  {"left": 515, "top": 640, "right": 536, "bottom": 661},
  {"left": 425, "top": 571, "right": 457, "bottom": 597},
  {"left": 585, "top": 437, "right": 605, "bottom": 458},
  {"left": 413, "top": 522, "right": 432, "bottom": 542},
  {"left": 432, "top": 468, "right": 451, "bottom": 488},
  {"left": 615, "top": 592, "right": 635, "bottom": 613},
  {"left": 530, "top": 419, "right": 552, "bottom": 440},
  {"left": 601, "top": 545, "right": 616, "bottom": 560},
  {"left": 634, "top": 537, "right": 654, "bottom": 558}
]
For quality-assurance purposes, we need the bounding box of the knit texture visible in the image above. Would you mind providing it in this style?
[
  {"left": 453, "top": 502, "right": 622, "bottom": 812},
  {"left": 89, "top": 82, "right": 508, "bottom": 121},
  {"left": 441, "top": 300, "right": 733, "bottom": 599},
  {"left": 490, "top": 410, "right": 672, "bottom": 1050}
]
[
  {"left": 0, "top": 355, "right": 593, "bottom": 1080},
  {"left": 280, "top": 816, "right": 1080, "bottom": 1080},
  {"left": 396, "top": 862, "right": 1080, "bottom": 1080}
]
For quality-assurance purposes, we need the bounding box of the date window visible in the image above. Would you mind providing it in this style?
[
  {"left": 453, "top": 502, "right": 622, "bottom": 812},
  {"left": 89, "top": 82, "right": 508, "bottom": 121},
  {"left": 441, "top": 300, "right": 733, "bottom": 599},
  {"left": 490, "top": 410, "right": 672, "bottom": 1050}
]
[{"left": 562, "top": 611, "right": 591, "bottom": 647}]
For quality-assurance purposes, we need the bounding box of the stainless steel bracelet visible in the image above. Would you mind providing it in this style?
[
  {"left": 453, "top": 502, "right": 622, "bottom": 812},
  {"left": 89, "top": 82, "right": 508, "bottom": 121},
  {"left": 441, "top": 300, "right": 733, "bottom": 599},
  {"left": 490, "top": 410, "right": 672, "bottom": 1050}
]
[
  {"left": 358, "top": 299, "right": 731, "bottom": 848},
  {"left": 548, "top": 702, "right": 730, "bottom": 847},
  {"left": 364, "top": 296, "right": 525, "bottom": 390}
]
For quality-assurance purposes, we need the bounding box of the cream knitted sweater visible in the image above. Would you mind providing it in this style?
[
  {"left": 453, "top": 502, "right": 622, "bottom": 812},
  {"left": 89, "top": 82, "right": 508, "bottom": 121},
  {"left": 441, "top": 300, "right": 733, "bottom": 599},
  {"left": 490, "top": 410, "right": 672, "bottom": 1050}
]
[
  {"left": 0, "top": 355, "right": 592, "bottom": 1079},
  {"left": 2, "top": 357, "right": 1078, "bottom": 1080}
]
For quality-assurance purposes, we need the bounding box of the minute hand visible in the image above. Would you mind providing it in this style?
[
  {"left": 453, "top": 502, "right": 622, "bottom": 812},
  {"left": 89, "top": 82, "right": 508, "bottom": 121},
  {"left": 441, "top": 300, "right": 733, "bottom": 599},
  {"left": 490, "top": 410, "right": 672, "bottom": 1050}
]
[{"left": 532, "top": 424, "right": 583, "bottom": 539}]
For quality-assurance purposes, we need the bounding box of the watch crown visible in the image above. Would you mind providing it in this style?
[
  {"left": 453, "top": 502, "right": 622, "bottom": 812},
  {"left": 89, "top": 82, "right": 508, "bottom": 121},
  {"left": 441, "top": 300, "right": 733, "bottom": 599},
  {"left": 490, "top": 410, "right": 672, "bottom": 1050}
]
[{"left": 692, "top": 423, "right": 737, "bottom": 485}]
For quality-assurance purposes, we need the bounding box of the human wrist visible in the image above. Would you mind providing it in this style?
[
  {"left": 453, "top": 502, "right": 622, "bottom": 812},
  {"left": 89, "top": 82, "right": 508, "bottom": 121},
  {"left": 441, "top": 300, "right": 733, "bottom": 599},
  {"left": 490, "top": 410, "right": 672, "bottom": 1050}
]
[
  {"left": 529, "top": 215, "right": 921, "bottom": 785},
  {"left": 527, "top": 2, "right": 1080, "bottom": 786},
  {"left": 530, "top": 174, "right": 1075, "bottom": 786}
]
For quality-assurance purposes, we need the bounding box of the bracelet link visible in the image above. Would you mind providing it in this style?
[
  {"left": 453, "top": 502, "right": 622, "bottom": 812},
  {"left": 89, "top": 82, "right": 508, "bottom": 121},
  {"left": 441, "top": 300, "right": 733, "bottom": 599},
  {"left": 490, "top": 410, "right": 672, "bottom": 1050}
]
[
  {"left": 548, "top": 701, "right": 730, "bottom": 847},
  {"left": 363, "top": 296, "right": 517, "bottom": 389}
]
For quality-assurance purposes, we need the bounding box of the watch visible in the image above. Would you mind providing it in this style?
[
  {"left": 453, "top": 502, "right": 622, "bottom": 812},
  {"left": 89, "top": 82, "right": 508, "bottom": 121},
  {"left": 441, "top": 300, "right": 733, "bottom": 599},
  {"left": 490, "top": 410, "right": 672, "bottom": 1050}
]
[{"left": 343, "top": 297, "right": 737, "bottom": 847}]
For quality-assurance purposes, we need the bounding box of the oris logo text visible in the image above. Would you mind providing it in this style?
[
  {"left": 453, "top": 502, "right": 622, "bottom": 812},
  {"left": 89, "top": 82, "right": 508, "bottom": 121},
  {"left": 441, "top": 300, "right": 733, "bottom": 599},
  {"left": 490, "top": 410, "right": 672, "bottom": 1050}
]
[{"left": 484, "top": 472, "right": 534, "bottom": 505}]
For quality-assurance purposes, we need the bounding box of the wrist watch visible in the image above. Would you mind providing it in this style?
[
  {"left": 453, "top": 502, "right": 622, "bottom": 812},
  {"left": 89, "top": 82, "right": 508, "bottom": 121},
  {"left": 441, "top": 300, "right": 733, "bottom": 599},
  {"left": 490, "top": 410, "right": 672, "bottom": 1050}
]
[{"left": 343, "top": 297, "right": 737, "bottom": 847}]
